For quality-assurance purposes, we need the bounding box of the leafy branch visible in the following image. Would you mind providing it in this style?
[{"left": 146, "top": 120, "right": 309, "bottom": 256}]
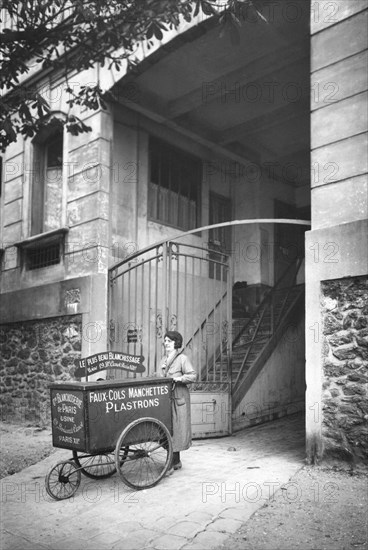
[{"left": 0, "top": 0, "right": 264, "bottom": 151}]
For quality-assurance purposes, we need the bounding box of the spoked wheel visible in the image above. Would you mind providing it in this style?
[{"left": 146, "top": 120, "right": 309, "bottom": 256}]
[
  {"left": 72, "top": 451, "right": 116, "bottom": 479},
  {"left": 45, "top": 460, "right": 81, "bottom": 500},
  {"left": 115, "top": 417, "right": 173, "bottom": 490}
]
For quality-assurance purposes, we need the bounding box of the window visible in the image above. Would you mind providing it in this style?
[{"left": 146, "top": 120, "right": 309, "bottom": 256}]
[
  {"left": 31, "top": 126, "right": 63, "bottom": 235},
  {"left": 27, "top": 242, "right": 61, "bottom": 270},
  {"left": 148, "top": 137, "right": 201, "bottom": 230},
  {"left": 15, "top": 227, "right": 68, "bottom": 272}
]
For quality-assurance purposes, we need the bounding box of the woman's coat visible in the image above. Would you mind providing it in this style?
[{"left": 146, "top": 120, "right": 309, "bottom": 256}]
[{"left": 158, "top": 352, "right": 196, "bottom": 452}]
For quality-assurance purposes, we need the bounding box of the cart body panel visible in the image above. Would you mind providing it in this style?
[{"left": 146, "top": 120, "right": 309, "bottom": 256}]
[{"left": 50, "top": 378, "right": 173, "bottom": 453}]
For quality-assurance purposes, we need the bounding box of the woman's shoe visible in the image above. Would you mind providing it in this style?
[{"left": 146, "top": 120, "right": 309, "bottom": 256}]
[{"left": 173, "top": 461, "right": 182, "bottom": 470}]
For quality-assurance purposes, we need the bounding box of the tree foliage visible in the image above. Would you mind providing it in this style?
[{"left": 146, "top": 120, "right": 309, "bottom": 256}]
[{"left": 0, "top": 0, "right": 262, "bottom": 152}]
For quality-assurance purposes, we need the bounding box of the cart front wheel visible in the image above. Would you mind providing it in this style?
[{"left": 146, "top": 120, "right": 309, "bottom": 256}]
[
  {"left": 115, "top": 417, "right": 173, "bottom": 490},
  {"left": 45, "top": 460, "right": 81, "bottom": 500},
  {"left": 72, "top": 451, "right": 116, "bottom": 479}
]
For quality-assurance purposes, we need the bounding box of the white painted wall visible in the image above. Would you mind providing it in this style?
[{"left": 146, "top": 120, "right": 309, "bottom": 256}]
[{"left": 233, "top": 311, "right": 305, "bottom": 431}]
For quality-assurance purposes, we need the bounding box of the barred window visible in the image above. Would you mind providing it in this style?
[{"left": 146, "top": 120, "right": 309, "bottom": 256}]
[
  {"left": 148, "top": 137, "right": 201, "bottom": 230},
  {"left": 26, "top": 243, "right": 61, "bottom": 270}
]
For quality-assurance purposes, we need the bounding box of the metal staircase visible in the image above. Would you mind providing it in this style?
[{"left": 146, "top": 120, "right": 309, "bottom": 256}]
[
  {"left": 206, "top": 258, "right": 305, "bottom": 408},
  {"left": 232, "top": 258, "right": 304, "bottom": 408}
]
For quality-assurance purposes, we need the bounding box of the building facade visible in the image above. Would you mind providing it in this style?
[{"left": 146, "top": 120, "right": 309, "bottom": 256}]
[{"left": 0, "top": 0, "right": 367, "bottom": 462}]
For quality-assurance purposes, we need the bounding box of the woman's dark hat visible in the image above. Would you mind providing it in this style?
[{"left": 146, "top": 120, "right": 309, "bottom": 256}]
[{"left": 164, "top": 331, "right": 183, "bottom": 349}]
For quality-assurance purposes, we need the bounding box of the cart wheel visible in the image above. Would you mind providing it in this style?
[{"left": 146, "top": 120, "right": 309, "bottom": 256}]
[
  {"left": 115, "top": 417, "right": 173, "bottom": 490},
  {"left": 45, "top": 460, "right": 81, "bottom": 500},
  {"left": 72, "top": 451, "right": 116, "bottom": 479}
]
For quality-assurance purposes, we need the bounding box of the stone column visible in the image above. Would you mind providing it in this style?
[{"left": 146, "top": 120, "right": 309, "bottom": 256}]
[{"left": 306, "top": 0, "right": 368, "bottom": 462}]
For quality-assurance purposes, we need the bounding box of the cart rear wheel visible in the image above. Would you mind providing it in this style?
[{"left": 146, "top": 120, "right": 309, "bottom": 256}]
[
  {"left": 115, "top": 417, "right": 173, "bottom": 490},
  {"left": 72, "top": 451, "right": 116, "bottom": 479},
  {"left": 45, "top": 460, "right": 81, "bottom": 500}
]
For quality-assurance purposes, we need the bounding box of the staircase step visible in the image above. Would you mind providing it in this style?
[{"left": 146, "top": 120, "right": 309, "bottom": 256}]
[
  {"left": 206, "top": 282, "right": 304, "bottom": 390},
  {"left": 233, "top": 340, "right": 268, "bottom": 351},
  {"left": 232, "top": 370, "right": 251, "bottom": 381},
  {"left": 231, "top": 363, "right": 253, "bottom": 371}
]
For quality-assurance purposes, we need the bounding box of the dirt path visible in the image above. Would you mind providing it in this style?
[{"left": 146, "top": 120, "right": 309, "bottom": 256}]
[
  {"left": 217, "top": 464, "right": 368, "bottom": 550},
  {"left": 0, "top": 421, "right": 55, "bottom": 479}
]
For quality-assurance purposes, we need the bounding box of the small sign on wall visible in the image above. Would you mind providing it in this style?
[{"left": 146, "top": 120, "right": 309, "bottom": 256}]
[{"left": 127, "top": 329, "right": 138, "bottom": 343}]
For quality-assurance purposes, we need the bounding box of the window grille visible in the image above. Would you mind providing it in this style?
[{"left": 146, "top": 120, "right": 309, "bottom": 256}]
[
  {"left": 27, "top": 243, "right": 61, "bottom": 270},
  {"left": 148, "top": 137, "right": 201, "bottom": 230}
]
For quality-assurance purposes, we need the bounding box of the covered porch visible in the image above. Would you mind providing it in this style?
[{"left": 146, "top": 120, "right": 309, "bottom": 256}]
[{"left": 105, "top": 1, "right": 311, "bottom": 436}]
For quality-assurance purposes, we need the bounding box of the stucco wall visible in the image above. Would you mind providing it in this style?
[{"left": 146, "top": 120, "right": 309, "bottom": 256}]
[
  {"left": 1, "top": 70, "right": 113, "bottom": 293},
  {"left": 233, "top": 307, "right": 305, "bottom": 431},
  {"left": 112, "top": 104, "right": 235, "bottom": 257}
]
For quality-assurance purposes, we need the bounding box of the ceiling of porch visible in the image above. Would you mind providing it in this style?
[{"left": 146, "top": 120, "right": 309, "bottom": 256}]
[{"left": 111, "top": 0, "right": 310, "bottom": 190}]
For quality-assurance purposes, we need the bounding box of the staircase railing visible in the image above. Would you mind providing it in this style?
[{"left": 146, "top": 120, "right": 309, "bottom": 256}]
[
  {"left": 184, "top": 288, "right": 229, "bottom": 382},
  {"left": 232, "top": 257, "right": 304, "bottom": 389},
  {"left": 233, "top": 257, "right": 303, "bottom": 348}
]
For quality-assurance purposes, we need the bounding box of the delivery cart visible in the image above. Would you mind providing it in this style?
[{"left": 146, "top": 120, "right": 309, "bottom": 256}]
[{"left": 45, "top": 377, "right": 173, "bottom": 500}]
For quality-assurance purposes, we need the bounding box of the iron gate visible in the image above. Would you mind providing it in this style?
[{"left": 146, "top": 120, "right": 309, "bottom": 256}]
[{"left": 108, "top": 235, "right": 233, "bottom": 437}]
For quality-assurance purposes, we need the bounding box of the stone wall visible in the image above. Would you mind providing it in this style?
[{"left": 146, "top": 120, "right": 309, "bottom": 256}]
[
  {"left": 0, "top": 315, "right": 82, "bottom": 424},
  {"left": 321, "top": 275, "right": 368, "bottom": 462}
]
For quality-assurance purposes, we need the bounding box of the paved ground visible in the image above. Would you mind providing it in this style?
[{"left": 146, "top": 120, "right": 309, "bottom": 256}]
[{"left": 1, "top": 414, "right": 305, "bottom": 550}]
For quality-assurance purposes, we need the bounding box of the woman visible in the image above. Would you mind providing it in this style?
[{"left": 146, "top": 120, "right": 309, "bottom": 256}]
[{"left": 158, "top": 330, "right": 196, "bottom": 471}]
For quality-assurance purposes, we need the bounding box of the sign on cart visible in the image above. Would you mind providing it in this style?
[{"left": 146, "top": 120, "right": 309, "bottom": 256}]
[{"left": 74, "top": 351, "right": 145, "bottom": 378}]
